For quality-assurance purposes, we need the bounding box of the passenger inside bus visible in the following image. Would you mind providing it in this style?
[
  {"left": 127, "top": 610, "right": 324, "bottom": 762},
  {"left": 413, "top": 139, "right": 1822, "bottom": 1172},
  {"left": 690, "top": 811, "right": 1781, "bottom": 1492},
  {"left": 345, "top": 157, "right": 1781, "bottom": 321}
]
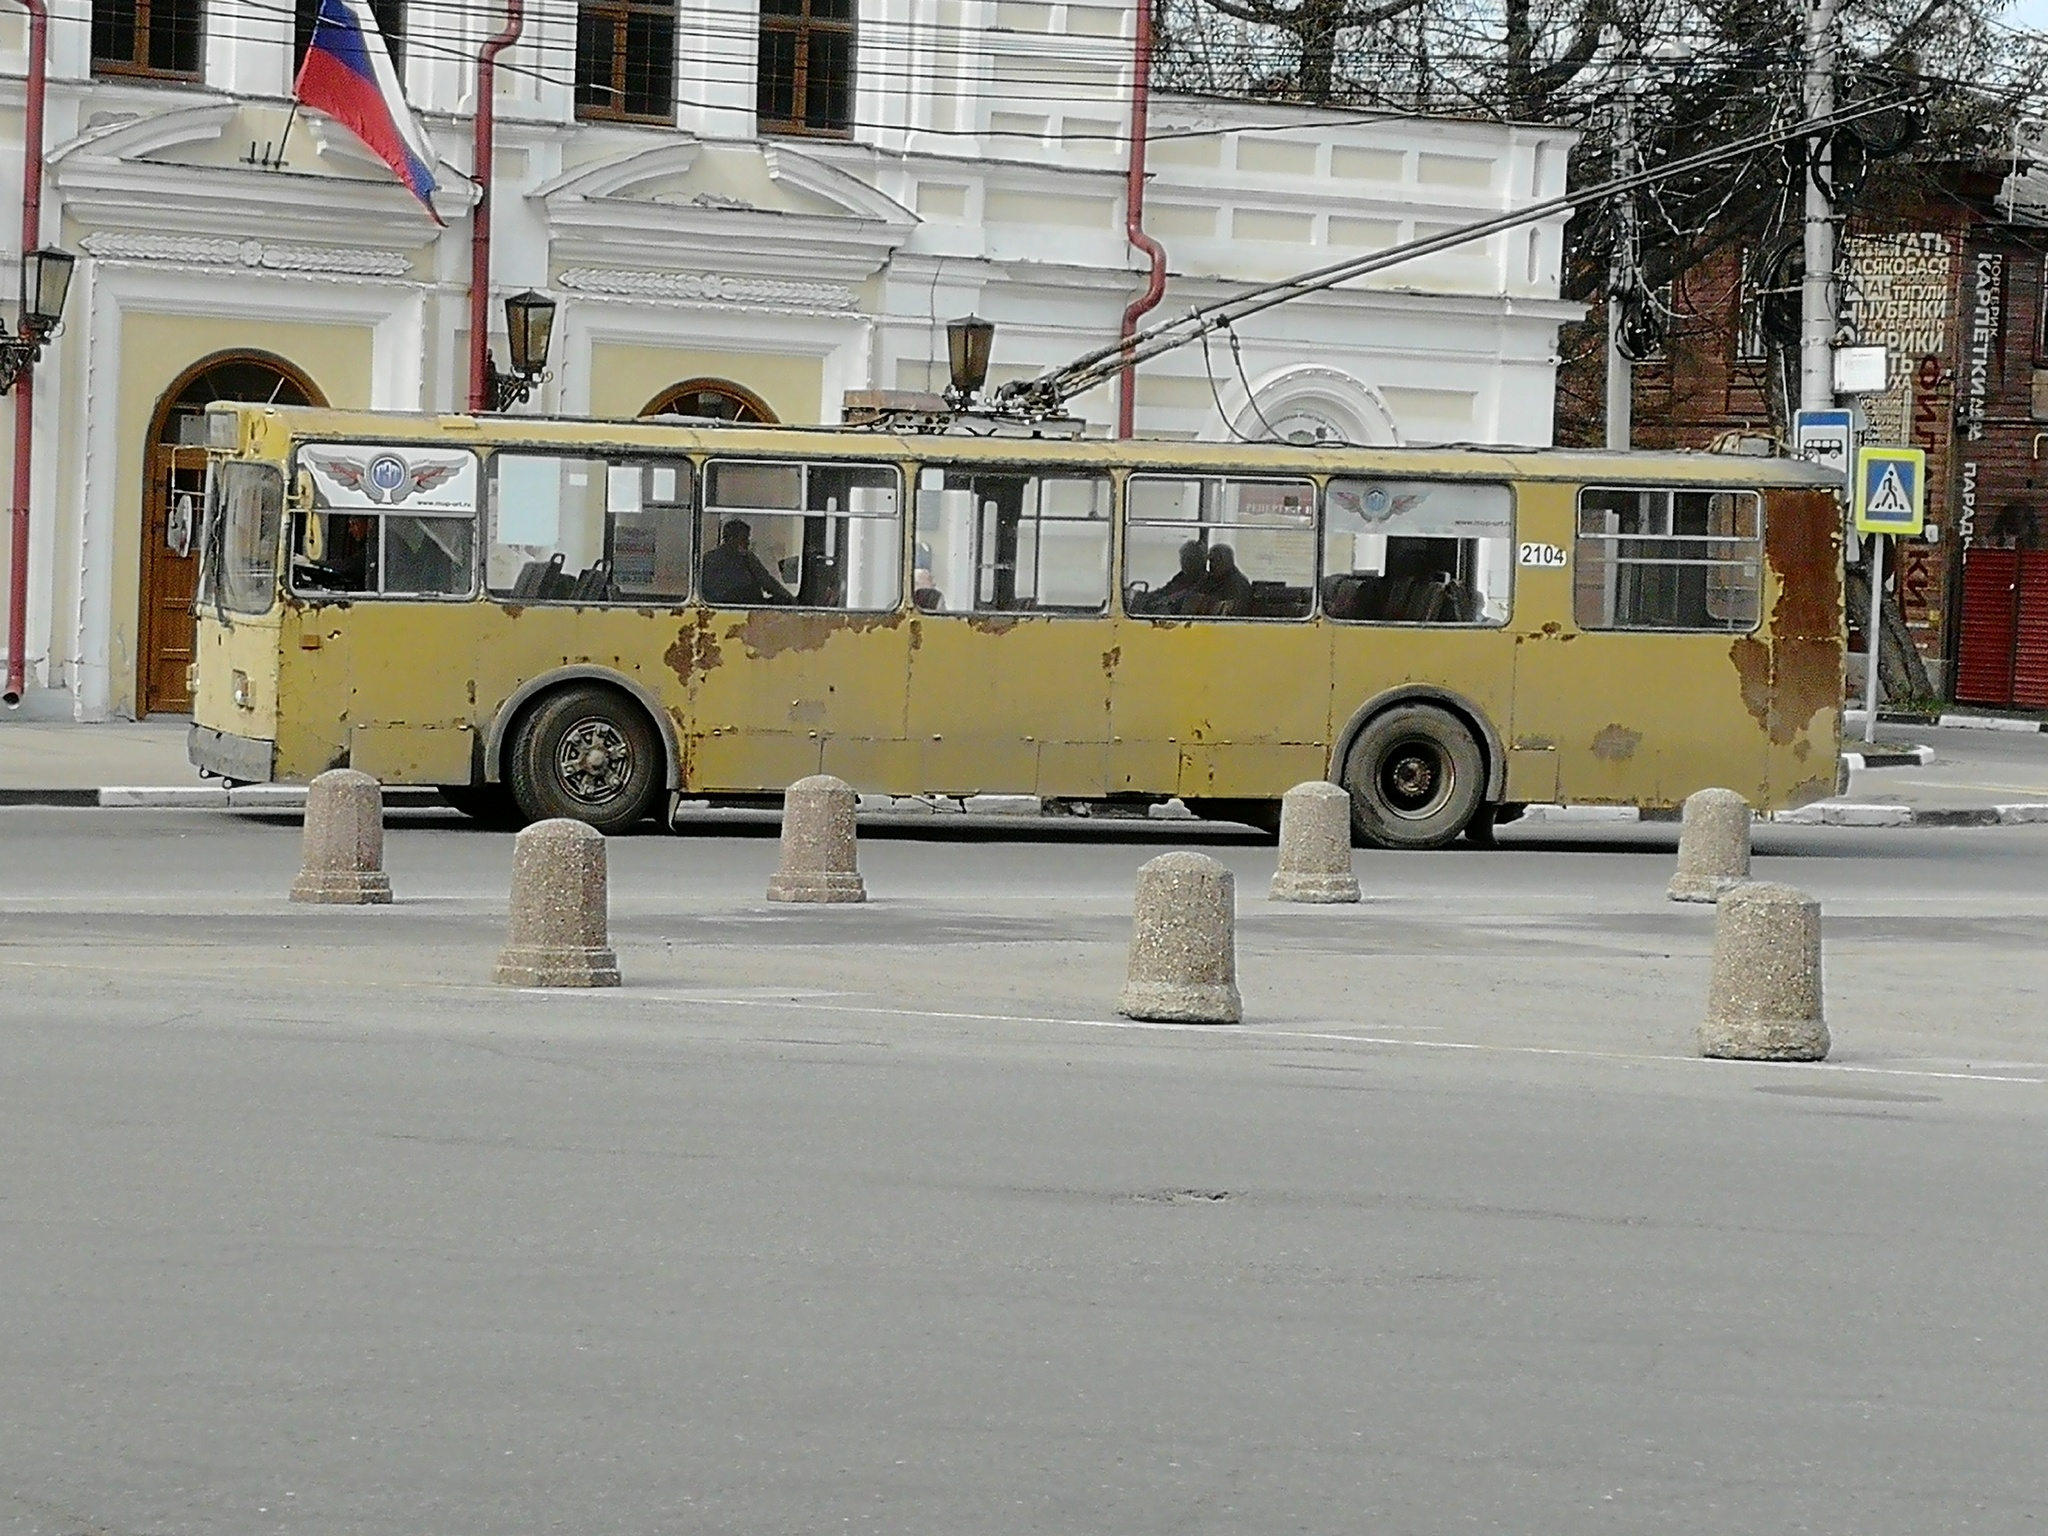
[
  {"left": 701, "top": 518, "right": 795, "bottom": 606},
  {"left": 1143, "top": 541, "right": 1206, "bottom": 613},
  {"left": 1190, "top": 544, "right": 1255, "bottom": 615}
]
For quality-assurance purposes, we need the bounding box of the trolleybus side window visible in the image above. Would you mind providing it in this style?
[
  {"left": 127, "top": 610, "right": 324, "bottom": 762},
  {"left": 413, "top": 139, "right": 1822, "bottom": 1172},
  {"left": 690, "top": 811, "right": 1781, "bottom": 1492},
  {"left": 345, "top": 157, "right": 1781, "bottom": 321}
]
[
  {"left": 1322, "top": 478, "right": 1514, "bottom": 625},
  {"left": 701, "top": 459, "right": 902, "bottom": 611},
  {"left": 1122, "top": 475, "right": 1316, "bottom": 619},
  {"left": 487, "top": 453, "right": 695, "bottom": 604},
  {"left": 1574, "top": 487, "right": 1762, "bottom": 632},
  {"left": 913, "top": 467, "right": 1112, "bottom": 615},
  {"left": 289, "top": 444, "right": 480, "bottom": 600}
]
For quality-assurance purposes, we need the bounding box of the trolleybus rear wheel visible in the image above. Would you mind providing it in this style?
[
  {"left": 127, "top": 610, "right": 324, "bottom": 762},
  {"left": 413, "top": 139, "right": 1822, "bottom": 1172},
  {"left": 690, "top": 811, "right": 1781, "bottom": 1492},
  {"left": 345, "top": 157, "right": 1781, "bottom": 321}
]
[
  {"left": 507, "top": 685, "right": 663, "bottom": 834},
  {"left": 1342, "top": 704, "right": 1485, "bottom": 850}
]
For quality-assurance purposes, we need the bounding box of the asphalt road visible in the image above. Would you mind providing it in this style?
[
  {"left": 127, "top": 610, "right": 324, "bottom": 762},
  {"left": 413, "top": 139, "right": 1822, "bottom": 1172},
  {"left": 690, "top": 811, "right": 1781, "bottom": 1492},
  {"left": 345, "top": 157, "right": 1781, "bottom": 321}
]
[
  {"left": 1847, "top": 719, "right": 2048, "bottom": 808},
  {"left": 3, "top": 809, "right": 2045, "bottom": 1535}
]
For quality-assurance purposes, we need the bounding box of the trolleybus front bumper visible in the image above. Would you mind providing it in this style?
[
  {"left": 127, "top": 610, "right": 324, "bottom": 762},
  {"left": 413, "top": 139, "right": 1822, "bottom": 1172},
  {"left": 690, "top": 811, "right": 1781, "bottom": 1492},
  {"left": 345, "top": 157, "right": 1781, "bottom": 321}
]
[{"left": 189, "top": 725, "right": 275, "bottom": 784}]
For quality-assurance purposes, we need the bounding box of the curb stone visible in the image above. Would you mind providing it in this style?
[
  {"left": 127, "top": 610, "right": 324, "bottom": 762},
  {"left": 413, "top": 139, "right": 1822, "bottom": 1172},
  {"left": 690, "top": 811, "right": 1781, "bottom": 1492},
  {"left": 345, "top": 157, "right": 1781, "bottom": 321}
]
[
  {"left": 1841, "top": 745, "right": 1934, "bottom": 771},
  {"left": 1845, "top": 708, "right": 2048, "bottom": 733},
  {"left": 3, "top": 786, "right": 2046, "bottom": 830},
  {"left": 0, "top": 785, "right": 445, "bottom": 810}
]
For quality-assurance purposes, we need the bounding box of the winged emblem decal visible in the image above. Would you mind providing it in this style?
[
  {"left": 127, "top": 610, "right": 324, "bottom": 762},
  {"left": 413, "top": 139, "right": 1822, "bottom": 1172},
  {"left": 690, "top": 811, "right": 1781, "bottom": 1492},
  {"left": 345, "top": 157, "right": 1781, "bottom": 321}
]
[{"left": 306, "top": 450, "right": 471, "bottom": 507}]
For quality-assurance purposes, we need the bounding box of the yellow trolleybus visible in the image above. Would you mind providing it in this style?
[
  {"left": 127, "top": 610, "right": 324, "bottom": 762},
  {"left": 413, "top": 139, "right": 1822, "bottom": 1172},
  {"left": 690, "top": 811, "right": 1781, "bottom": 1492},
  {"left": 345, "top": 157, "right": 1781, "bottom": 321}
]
[{"left": 187, "top": 404, "right": 1845, "bottom": 848}]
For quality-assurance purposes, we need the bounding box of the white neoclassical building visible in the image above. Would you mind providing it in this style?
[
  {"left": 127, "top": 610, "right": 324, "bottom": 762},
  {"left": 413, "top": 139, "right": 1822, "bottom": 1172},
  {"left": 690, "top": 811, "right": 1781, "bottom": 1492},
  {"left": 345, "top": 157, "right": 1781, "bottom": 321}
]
[{"left": 0, "top": 0, "right": 1579, "bottom": 719}]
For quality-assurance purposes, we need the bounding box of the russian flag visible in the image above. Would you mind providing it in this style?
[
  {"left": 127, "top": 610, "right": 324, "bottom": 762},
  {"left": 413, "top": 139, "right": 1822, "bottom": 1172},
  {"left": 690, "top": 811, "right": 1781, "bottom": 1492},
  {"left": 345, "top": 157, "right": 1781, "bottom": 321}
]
[{"left": 294, "top": 0, "right": 442, "bottom": 223}]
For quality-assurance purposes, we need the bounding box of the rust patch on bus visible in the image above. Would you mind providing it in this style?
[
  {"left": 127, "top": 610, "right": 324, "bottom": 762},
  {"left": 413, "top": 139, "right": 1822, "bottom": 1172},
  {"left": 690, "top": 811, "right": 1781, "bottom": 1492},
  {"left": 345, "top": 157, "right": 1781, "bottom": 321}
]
[
  {"left": 1102, "top": 646, "right": 1121, "bottom": 676},
  {"left": 1591, "top": 723, "right": 1641, "bottom": 761},
  {"left": 1766, "top": 487, "right": 1844, "bottom": 642},
  {"left": 968, "top": 614, "right": 1022, "bottom": 636},
  {"left": 1730, "top": 635, "right": 1772, "bottom": 728},
  {"left": 1768, "top": 637, "right": 1843, "bottom": 747},
  {"left": 727, "top": 607, "right": 903, "bottom": 661},
  {"left": 664, "top": 612, "right": 723, "bottom": 686}
]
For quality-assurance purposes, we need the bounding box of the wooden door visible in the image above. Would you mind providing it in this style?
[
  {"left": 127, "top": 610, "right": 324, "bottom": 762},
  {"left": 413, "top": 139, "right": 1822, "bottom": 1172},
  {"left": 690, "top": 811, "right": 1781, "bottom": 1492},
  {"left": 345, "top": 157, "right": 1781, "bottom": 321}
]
[{"left": 139, "top": 444, "right": 209, "bottom": 715}]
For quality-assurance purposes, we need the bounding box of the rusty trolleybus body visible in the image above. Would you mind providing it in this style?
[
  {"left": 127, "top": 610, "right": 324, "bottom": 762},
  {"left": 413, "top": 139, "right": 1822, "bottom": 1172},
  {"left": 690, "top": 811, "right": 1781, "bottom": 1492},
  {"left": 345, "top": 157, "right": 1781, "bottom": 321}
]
[{"left": 188, "top": 404, "right": 1845, "bottom": 848}]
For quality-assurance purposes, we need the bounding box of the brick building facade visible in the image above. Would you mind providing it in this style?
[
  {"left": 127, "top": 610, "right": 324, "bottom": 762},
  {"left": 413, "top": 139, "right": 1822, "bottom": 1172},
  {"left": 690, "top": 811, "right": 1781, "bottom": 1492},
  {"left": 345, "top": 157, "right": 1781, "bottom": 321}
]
[{"left": 1561, "top": 178, "right": 2048, "bottom": 704}]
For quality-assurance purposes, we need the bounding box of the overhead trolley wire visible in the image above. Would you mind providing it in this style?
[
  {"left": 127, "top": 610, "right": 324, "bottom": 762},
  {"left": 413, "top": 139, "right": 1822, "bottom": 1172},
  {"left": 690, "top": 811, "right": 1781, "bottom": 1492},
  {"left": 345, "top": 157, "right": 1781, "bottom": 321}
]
[{"left": 1009, "top": 89, "right": 1934, "bottom": 412}]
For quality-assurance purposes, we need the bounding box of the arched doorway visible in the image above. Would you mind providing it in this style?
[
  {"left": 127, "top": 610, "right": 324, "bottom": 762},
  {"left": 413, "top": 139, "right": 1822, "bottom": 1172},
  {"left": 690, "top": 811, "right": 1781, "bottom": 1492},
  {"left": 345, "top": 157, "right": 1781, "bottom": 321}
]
[
  {"left": 640, "top": 378, "right": 777, "bottom": 423},
  {"left": 139, "top": 351, "right": 325, "bottom": 715}
]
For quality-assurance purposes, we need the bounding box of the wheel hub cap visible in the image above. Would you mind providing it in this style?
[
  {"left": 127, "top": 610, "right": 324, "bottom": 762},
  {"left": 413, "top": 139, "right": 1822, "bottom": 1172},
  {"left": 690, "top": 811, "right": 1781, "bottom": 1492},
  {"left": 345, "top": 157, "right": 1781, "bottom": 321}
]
[
  {"left": 557, "top": 718, "right": 634, "bottom": 804},
  {"left": 1379, "top": 739, "right": 1453, "bottom": 820}
]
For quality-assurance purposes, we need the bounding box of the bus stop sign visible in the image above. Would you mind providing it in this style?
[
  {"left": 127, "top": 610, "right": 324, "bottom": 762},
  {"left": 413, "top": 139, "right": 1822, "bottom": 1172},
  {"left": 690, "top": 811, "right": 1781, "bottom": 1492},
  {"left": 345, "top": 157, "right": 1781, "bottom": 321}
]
[
  {"left": 1854, "top": 446, "right": 1925, "bottom": 536},
  {"left": 1794, "top": 408, "right": 1854, "bottom": 483}
]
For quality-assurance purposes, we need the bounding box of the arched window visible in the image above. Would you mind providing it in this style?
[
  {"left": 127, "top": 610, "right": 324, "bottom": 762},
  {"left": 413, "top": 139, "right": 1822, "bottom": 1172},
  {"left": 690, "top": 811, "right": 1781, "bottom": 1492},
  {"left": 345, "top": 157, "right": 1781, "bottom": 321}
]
[{"left": 641, "top": 379, "right": 778, "bottom": 423}]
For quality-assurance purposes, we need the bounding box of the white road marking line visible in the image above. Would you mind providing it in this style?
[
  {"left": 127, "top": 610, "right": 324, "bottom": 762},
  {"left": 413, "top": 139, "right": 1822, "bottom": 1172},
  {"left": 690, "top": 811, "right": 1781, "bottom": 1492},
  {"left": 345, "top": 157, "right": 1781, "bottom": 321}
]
[{"left": 501, "top": 990, "right": 2048, "bottom": 1086}]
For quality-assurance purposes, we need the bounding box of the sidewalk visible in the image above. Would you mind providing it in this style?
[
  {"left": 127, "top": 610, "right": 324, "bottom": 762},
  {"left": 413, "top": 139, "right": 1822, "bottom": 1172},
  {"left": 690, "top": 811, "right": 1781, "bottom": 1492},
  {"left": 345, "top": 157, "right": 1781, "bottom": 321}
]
[{"left": 0, "top": 718, "right": 206, "bottom": 793}]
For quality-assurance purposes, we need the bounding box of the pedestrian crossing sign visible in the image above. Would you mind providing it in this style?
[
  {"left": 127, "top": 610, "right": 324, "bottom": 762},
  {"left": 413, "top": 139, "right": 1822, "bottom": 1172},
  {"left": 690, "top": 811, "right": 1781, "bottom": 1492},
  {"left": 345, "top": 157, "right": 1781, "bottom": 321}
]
[{"left": 1853, "top": 446, "right": 1925, "bottom": 535}]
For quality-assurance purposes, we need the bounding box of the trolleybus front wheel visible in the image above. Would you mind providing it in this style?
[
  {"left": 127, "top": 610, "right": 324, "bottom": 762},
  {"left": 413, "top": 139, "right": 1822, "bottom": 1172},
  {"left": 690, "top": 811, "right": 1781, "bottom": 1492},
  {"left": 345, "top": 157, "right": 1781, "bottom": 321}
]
[
  {"left": 1342, "top": 704, "right": 1485, "bottom": 850},
  {"left": 507, "top": 685, "right": 664, "bottom": 834}
]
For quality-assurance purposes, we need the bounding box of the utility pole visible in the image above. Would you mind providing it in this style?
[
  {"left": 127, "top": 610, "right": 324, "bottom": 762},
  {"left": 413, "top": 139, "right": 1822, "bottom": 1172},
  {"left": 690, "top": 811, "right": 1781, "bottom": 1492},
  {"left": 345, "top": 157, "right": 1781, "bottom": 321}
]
[
  {"left": 1799, "top": 0, "right": 1839, "bottom": 413},
  {"left": 1605, "top": 71, "right": 1638, "bottom": 451}
]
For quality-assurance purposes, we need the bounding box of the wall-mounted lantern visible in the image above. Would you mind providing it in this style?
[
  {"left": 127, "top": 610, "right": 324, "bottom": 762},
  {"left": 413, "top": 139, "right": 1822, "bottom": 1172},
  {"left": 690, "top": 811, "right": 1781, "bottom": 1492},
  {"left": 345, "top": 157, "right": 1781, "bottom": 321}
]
[
  {"left": 945, "top": 313, "right": 995, "bottom": 409},
  {"left": 484, "top": 289, "right": 557, "bottom": 411},
  {"left": 0, "top": 246, "right": 76, "bottom": 395}
]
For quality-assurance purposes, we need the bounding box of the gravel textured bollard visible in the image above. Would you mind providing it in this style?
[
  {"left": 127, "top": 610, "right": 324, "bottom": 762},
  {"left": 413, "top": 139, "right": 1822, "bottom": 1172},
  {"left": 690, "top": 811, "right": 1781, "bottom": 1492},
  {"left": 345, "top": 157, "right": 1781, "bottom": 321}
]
[
  {"left": 289, "top": 768, "right": 392, "bottom": 904},
  {"left": 1116, "top": 851, "right": 1243, "bottom": 1025},
  {"left": 494, "top": 818, "right": 620, "bottom": 987},
  {"left": 767, "top": 775, "right": 866, "bottom": 903},
  {"left": 1269, "top": 781, "right": 1361, "bottom": 903},
  {"left": 1698, "top": 881, "right": 1828, "bottom": 1061},
  {"left": 1667, "top": 787, "right": 1752, "bottom": 902}
]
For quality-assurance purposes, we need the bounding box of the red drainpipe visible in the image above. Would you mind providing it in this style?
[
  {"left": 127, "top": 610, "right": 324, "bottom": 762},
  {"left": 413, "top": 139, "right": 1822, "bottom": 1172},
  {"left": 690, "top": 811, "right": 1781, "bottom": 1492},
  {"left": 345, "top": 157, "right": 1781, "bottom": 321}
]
[
  {"left": 1116, "top": 0, "right": 1166, "bottom": 440},
  {"left": 4, "top": 0, "right": 47, "bottom": 705},
  {"left": 467, "top": 0, "right": 524, "bottom": 414}
]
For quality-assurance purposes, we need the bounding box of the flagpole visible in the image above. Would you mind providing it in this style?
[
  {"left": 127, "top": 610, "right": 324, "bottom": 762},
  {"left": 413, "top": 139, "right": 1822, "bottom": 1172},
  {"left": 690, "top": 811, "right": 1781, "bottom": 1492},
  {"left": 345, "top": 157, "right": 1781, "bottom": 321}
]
[{"left": 469, "top": 0, "right": 525, "bottom": 414}]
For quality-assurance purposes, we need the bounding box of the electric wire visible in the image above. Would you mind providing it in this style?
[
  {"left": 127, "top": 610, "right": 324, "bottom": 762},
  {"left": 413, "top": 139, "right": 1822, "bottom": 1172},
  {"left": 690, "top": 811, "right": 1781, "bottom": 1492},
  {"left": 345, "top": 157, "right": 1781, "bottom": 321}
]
[{"left": 1016, "top": 88, "right": 1933, "bottom": 408}]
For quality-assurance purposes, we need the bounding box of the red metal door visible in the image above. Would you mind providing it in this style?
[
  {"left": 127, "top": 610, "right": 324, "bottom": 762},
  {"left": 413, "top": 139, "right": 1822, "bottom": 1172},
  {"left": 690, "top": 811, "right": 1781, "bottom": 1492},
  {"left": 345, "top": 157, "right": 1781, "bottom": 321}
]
[
  {"left": 2015, "top": 552, "right": 2048, "bottom": 709},
  {"left": 1956, "top": 549, "right": 2048, "bottom": 708},
  {"left": 1956, "top": 549, "right": 2020, "bottom": 706}
]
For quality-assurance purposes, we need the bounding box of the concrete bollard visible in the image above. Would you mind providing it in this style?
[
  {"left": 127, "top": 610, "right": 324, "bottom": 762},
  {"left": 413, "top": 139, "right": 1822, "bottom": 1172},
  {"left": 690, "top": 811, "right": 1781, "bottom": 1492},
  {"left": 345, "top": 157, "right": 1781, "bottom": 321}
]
[
  {"left": 1269, "top": 781, "right": 1361, "bottom": 903},
  {"left": 1668, "top": 787, "right": 1752, "bottom": 903},
  {"left": 1116, "top": 851, "right": 1243, "bottom": 1025},
  {"left": 289, "top": 768, "right": 392, "bottom": 904},
  {"left": 494, "top": 818, "right": 620, "bottom": 987},
  {"left": 1698, "top": 881, "right": 1828, "bottom": 1061},
  {"left": 767, "top": 775, "right": 867, "bottom": 903}
]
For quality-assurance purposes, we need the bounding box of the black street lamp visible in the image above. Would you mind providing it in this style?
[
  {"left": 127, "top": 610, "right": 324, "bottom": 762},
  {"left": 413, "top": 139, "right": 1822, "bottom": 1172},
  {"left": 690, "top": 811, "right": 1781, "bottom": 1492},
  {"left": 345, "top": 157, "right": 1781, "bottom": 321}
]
[
  {"left": 0, "top": 246, "right": 75, "bottom": 396},
  {"left": 484, "top": 289, "right": 557, "bottom": 411},
  {"left": 945, "top": 313, "right": 995, "bottom": 409}
]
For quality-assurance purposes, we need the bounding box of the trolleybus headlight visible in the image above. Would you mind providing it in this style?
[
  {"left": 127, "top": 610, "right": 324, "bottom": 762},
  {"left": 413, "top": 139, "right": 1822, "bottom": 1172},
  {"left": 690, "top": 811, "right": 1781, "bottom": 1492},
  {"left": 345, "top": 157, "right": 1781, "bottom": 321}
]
[{"left": 232, "top": 670, "right": 251, "bottom": 709}]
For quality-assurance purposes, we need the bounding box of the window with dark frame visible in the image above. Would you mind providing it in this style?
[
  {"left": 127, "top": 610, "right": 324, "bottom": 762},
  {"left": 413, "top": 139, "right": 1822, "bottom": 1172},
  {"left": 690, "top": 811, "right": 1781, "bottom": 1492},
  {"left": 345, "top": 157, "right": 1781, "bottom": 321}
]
[
  {"left": 757, "top": 0, "right": 855, "bottom": 138},
  {"left": 576, "top": 0, "right": 678, "bottom": 123},
  {"left": 295, "top": 0, "right": 407, "bottom": 83},
  {"left": 91, "top": 0, "right": 205, "bottom": 80}
]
